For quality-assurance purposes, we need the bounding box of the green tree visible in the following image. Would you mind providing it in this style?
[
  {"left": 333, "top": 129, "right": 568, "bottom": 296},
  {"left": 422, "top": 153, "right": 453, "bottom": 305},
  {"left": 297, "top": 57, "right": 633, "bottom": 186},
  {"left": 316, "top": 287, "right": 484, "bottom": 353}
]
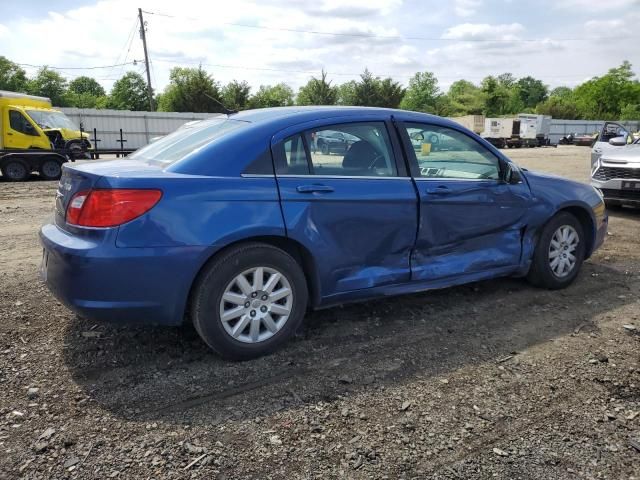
[
  {"left": 0, "top": 56, "right": 28, "bottom": 92},
  {"left": 107, "top": 72, "right": 150, "bottom": 111},
  {"left": 157, "top": 67, "right": 223, "bottom": 113},
  {"left": 516, "top": 76, "right": 548, "bottom": 109},
  {"left": 66, "top": 76, "right": 107, "bottom": 109},
  {"left": 351, "top": 69, "right": 382, "bottom": 106},
  {"left": 249, "top": 83, "right": 294, "bottom": 108},
  {"left": 400, "top": 71, "right": 441, "bottom": 113},
  {"left": 549, "top": 86, "right": 573, "bottom": 99},
  {"left": 297, "top": 70, "right": 338, "bottom": 105},
  {"left": 337, "top": 80, "right": 357, "bottom": 105},
  {"left": 69, "top": 76, "right": 106, "bottom": 97},
  {"left": 222, "top": 80, "right": 251, "bottom": 111},
  {"left": 620, "top": 103, "right": 640, "bottom": 120},
  {"left": 481, "top": 75, "right": 511, "bottom": 116},
  {"left": 445, "top": 79, "right": 483, "bottom": 116},
  {"left": 535, "top": 96, "right": 579, "bottom": 119},
  {"left": 572, "top": 61, "right": 640, "bottom": 119},
  {"left": 27, "top": 67, "right": 70, "bottom": 106},
  {"left": 377, "top": 77, "right": 405, "bottom": 108}
]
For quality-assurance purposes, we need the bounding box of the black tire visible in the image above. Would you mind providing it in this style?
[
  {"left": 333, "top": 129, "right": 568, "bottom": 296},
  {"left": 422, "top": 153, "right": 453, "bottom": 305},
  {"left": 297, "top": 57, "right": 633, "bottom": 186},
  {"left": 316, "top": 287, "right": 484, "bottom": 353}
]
[
  {"left": 320, "top": 142, "right": 330, "bottom": 155},
  {"left": 39, "top": 158, "right": 63, "bottom": 181},
  {"left": 191, "top": 242, "right": 308, "bottom": 360},
  {"left": 527, "top": 212, "right": 586, "bottom": 289},
  {"left": 68, "top": 142, "right": 89, "bottom": 160},
  {"left": 1, "top": 159, "right": 30, "bottom": 182}
]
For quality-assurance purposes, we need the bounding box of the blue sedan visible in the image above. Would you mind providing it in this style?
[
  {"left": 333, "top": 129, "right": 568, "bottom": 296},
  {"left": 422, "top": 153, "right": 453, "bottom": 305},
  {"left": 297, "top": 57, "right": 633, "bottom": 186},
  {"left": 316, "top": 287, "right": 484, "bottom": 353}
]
[{"left": 40, "top": 107, "right": 608, "bottom": 359}]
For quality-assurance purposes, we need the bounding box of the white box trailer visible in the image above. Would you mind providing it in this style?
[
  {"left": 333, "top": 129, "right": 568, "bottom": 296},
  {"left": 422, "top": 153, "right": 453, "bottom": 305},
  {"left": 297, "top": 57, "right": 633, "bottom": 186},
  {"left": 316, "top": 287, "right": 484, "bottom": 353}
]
[
  {"left": 518, "top": 114, "right": 552, "bottom": 143},
  {"left": 481, "top": 118, "right": 517, "bottom": 148},
  {"left": 446, "top": 115, "right": 485, "bottom": 134}
]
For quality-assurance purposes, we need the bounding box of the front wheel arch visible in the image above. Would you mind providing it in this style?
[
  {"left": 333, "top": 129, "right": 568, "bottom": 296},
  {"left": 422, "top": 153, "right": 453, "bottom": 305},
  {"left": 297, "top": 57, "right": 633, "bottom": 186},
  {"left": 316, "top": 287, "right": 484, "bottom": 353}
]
[{"left": 556, "top": 206, "right": 595, "bottom": 259}]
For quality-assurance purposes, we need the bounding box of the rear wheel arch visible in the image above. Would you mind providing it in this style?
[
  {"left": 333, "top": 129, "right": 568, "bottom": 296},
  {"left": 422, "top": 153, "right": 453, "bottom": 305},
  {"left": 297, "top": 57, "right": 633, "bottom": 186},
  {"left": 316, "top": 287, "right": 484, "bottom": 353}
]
[{"left": 185, "top": 236, "right": 320, "bottom": 323}]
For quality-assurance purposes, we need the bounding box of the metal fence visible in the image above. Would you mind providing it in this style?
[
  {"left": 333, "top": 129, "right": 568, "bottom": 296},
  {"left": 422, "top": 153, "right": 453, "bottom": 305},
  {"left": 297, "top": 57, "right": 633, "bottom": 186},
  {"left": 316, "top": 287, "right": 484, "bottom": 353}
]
[
  {"left": 549, "top": 119, "right": 639, "bottom": 144},
  {"left": 59, "top": 108, "right": 640, "bottom": 152},
  {"left": 60, "top": 108, "right": 219, "bottom": 150}
]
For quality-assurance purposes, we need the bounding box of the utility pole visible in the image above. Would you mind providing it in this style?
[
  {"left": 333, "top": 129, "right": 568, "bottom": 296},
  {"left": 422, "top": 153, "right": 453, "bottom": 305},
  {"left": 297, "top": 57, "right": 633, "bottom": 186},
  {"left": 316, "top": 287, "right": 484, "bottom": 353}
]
[{"left": 138, "top": 8, "right": 154, "bottom": 111}]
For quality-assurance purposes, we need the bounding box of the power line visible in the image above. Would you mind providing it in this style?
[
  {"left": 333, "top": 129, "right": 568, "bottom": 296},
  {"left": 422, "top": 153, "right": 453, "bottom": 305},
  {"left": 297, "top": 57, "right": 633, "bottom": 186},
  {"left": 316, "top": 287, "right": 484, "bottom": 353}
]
[
  {"left": 142, "top": 9, "right": 635, "bottom": 43},
  {"left": 111, "top": 16, "right": 139, "bottom": 79},
  {"left": 17, "top": 61, "right": 136, "bottom": 70}
]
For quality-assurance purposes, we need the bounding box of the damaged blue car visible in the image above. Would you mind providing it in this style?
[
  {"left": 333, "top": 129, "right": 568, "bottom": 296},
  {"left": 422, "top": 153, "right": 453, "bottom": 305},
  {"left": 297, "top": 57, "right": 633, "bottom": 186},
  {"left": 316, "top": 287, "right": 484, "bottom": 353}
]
[{"left": 40, "top": 107, "right": 607, "bottom": 359}]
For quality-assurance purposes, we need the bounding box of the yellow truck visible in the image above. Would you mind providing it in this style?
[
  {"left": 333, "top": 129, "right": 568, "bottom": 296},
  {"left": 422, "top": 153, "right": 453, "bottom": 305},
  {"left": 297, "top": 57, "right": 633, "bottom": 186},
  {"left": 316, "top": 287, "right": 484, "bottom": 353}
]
[{"left": 0, "top": 90, "right": 91, "bottom": 181}]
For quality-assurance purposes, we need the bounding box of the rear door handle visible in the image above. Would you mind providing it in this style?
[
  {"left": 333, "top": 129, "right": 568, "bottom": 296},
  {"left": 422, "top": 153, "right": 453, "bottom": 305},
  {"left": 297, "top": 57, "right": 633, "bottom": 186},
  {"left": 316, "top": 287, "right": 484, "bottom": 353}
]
[
  {"left": 296, "top": 184, "right": 334, "bottom": 193},
  {"left": 425, "top": 185, "right": 452, "bottom": 195}
]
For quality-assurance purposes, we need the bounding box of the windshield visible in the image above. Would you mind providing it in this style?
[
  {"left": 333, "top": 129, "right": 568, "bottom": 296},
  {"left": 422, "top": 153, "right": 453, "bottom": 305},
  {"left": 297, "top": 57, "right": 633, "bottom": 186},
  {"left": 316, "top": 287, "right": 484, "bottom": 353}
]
[
  {"left": 130, "top": 117, "right": 248, "bottom": 164},
  {"left": 26, "top": 110, "right": 78, "bottom": 130}
]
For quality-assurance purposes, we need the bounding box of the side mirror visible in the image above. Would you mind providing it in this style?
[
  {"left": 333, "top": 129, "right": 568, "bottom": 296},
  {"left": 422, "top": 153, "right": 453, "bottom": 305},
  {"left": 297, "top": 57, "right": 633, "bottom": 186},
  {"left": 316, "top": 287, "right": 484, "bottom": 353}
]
[
  {"left": 609, "top": 136, "right": 627, "bottom": 146},
  {"left": 503, "top": 162, "right": 522, "bottom": 184}
]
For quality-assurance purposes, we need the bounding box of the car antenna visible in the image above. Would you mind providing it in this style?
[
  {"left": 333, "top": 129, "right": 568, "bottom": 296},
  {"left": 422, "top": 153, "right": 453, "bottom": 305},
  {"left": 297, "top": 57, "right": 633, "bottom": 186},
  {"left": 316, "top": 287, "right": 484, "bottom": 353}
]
[{"left": 203, "top": 93, "right": 237, "bottom": 115}]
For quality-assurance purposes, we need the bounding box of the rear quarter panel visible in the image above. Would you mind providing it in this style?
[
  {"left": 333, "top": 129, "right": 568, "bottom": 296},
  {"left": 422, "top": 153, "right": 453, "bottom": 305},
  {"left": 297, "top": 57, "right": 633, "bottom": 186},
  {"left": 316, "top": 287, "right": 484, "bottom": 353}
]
[{"left": 103, "top": 175, "right": 285, "bottom": 249}]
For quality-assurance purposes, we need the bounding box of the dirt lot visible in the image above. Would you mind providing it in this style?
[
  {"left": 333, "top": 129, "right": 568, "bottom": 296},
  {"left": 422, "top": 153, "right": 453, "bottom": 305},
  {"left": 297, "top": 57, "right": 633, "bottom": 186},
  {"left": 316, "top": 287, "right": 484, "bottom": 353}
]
[{"left": 1, "top": 146, "right": 639, "bottom": 479}]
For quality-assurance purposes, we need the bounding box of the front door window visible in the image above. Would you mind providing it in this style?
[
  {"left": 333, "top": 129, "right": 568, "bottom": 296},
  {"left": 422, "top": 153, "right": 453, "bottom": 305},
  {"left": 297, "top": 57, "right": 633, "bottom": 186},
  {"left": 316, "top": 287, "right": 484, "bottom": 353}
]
[{"left": 404, "top": 123, "right": 501, "bottom": 181}]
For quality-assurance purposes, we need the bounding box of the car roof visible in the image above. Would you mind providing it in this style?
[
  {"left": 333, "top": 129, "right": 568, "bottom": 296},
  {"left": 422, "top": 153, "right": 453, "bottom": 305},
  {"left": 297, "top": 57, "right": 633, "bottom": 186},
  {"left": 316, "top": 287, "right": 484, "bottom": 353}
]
[{"left": 229, "top": 106, "right": 451, "bottom": 127}]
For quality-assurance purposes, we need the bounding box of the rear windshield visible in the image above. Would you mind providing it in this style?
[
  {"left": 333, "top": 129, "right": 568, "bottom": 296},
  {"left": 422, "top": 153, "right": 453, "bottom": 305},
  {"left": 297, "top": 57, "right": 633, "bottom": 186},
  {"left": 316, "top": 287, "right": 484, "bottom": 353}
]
[{"left": 130, "top": 118, "right": 248, "bottom": 164}]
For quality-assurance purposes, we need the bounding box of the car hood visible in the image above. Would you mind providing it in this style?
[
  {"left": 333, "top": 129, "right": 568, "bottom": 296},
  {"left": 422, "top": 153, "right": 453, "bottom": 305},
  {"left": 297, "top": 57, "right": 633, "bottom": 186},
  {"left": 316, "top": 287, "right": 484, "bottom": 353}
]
[
  {"left": 523, "top": 169, "right": 602, "bottom": 208},
  {"left": 600, "top": 144, "right": 640, "bottom": 163}
]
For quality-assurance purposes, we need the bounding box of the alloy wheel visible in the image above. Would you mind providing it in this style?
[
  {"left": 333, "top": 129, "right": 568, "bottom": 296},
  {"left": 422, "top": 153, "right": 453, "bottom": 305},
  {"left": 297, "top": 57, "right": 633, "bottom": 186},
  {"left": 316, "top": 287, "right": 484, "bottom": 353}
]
[
  {"left": 219, "top": 266, "right": 293, "bottom": 343},
  {"left": 548, "top": 225, "right": 579, "bottom": 278}
]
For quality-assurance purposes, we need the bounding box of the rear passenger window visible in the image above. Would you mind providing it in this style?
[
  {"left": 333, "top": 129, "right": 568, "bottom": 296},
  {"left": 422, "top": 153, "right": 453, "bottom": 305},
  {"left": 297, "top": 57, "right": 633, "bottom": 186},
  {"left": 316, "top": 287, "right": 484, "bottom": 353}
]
[
  {"left": 306, "top": 123, "right": 396, "bottom": 177},
  {"left": 276, "top": 122, "right": 397, "bottom": 177},
  {"left": 279, "top": 135, "right": 310, "bottom": 175}
]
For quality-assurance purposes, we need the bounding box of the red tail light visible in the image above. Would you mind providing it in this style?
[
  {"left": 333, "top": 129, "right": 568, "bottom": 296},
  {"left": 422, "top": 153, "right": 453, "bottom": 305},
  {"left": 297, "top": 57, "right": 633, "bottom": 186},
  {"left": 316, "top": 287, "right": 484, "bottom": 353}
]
[{"left": 66, "top": 189, "right": 162, "bottom": 227}]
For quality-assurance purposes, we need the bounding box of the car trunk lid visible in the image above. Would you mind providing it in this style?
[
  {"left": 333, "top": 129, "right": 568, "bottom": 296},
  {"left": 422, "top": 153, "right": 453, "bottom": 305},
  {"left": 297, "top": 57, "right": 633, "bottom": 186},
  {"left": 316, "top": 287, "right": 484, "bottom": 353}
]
[{"left": 55, "top": 160, "right": 166, "bottom": 228}]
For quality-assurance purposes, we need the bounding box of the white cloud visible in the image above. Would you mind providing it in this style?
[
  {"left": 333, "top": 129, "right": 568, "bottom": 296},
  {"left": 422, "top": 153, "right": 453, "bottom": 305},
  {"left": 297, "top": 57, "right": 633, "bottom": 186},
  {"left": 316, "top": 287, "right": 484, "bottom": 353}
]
[
  {"left": 453, "top": 0, "right": 483, "bottom": 17},
  {"left": 442, "top": 22, "right": 524, "bottom": 41},
  {"left": 555, "top": 0, "right": 639, "bottom": 10},
  {"left": 1, "top": 0, "right": 639, "bottom": 98}
]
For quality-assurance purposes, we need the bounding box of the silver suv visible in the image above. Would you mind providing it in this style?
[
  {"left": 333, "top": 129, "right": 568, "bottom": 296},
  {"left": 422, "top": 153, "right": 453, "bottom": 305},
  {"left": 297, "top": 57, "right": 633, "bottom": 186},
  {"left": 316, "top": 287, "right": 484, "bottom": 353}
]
[{"left": 591, "top": 121, "right": 640, "bottom": 207}]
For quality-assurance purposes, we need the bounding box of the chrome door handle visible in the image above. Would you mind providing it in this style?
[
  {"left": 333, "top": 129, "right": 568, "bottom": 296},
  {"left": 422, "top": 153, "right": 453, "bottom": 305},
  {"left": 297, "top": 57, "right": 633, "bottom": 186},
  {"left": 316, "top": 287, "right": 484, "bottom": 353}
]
[{"left": 296, "top": 184, "right": 334, "bottom": 193}]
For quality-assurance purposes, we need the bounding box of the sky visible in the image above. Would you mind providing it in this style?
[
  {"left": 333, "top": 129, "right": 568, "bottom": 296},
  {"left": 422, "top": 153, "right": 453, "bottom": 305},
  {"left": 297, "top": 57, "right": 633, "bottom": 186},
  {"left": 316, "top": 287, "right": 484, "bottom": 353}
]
[{"left": 2, "top": 0, "right": 640, "bottom": 96}]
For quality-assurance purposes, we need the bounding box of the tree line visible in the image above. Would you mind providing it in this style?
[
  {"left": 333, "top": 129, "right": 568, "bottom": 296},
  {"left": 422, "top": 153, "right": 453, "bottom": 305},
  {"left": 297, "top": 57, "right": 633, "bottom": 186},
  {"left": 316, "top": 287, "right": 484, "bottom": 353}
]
[{"left": 1, "top": 56, "right": 639, "bottom": 120}]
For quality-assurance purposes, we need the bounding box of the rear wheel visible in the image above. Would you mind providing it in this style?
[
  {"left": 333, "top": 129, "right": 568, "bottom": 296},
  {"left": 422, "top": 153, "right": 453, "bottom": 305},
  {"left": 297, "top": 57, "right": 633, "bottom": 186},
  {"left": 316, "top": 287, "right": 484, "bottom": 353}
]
[
  {"left": 1, "top": 159, "right": 30, "bottom": 182},
  {"left": 39, "top": 159, "right": 63, "bottom": 181},
  {"left": 191, "top": 243, "right": 308, "bottom": 360},
  {"left": 527, "top": 212, "right": 585, "bottom": 289}
]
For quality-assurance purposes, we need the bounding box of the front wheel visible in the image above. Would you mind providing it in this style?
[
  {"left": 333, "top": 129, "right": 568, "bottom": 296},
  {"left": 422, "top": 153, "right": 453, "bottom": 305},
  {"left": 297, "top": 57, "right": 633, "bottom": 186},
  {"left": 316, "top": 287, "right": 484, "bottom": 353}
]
[
  {"left": 527, "top": 212, "right": 586, "bottom": 289},
  {"left": 191, "top": 243, "right": 308, "bottom": 360}
]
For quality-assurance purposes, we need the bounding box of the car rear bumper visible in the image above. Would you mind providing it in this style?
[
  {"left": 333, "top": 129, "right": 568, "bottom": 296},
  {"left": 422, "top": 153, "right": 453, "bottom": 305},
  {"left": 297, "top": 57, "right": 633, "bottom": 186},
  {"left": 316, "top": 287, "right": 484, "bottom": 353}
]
[{"left": 39, "top": 223, "right": 210, "bottom": 326}]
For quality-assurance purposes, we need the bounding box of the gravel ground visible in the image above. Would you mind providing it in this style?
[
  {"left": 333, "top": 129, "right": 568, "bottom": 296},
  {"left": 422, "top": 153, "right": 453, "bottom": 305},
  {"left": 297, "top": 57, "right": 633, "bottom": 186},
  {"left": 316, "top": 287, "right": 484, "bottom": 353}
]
[{"left": 1, "top": 146, "right": 639, "bottom": 479}]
